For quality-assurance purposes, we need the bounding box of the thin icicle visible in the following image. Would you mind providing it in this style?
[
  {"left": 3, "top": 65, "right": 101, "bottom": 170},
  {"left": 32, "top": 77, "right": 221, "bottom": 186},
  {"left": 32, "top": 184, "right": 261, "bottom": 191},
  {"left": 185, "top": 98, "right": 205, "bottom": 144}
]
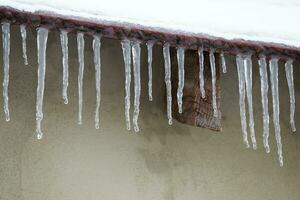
[
  {"left": 146, "top": 41, "right": 154, "bottom": 101},
  {"left": 244, "top": 55, "right": 257, "bottom": 150},
  {"left": 198, "top": 47, "right": 205, "bottom": 98},
  {"left": 20, "top": 24, "right": 28, "bottom": 65},
  {"left": 77, "top": 32, "right": 85, "bottom": 125},
  {"left": 121, "top": 39, "right": 132, "bottom": 130},
  {"left": 284, "top": 59, "right": 296, "bottom": 132},
  {"left": 220, "top": 51, "right": 227, "bottom": 73},
  {"left": 36, "top": 27, "right": 48, "bottom": 139},
  {"left": 258, "top": 55, "right": 270, "bottom": 153},
  {"left": 132, "top": 41, "right": 141, "bottom": 132},
  {"left": 209, "top": 49, "right": 218, "bottom": 117},
  {"left": 177, "top": 47, "right": 185, "bottom": 114},
  {"left": 236, "top": 54, "right": 250, "bottom": 148},
  {"left": 269, "top": 57, "right": 283, "bottom": 167},
  {"left": 60, "top": 30, "right": 69, "bottom": 104},
  {"left": 163, "top": 43, "right": 172, "bottom": 125},
  {"left": 93, "top": 34, "right": 101, "bottom": 129},
  {"left": 2, "top": 22, "right": 10, "bottom": 122}
]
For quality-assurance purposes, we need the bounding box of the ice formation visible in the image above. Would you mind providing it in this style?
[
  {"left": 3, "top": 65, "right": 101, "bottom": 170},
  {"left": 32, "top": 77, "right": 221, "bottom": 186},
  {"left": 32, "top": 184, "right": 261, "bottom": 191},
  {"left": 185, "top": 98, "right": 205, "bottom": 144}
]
[
  {"left": 220, "top": 51, "right": 227, "bottom": 73},
  {"left": 0, "top": 11, "right": 298, "bottom": 166},
  {"left": 132, "top": 41, "right": 141, "bottom": 132},
  {"left": 284, "top": 59, "right": 296, "bottom": 132},
  {"left": 244, "top": 55, "right": 257, "bottom": 150},
  {"left": 198, "top": 47, "right": 205, "bottom": 98},
  {"left": 121, "top": 39, "right": 132, "bottom": 130},
  {"left": 77, "top": 32, "right": 85, "bottom": 125},
  {"left": 2, "top": 22, "right": 10, "bottom": 122},
  {"left": 60, "top": 30, "right": 69, "bottom": 104},
  {"left": 35, "top": 27, "right": 48, "bottom": 139},
  {"left": 258, "top": 55, "right": 270, "bottom": 153},
  {"left": 20, "top": 24, "right": 28, "bottom": 65},
  {"left": 236, "top": 54, "right": 250, "bottom": 148},
  {"left": 93, "top": 34, "right": 102, "bottom": 129},
  {"left": 269, "top": 57, "right": 283, "bottom": 166},
  {"left": 209, "top": 49, "right": 218, "bottom": 117},
  {"left": 146, "top": 41, "right": 154, "bottom": 101},
  {"left": 163, "top": 43, "right": 172, "bottom": 125},
  {"left": 176, "top": 47, "right": 185, "bottom": 114}
]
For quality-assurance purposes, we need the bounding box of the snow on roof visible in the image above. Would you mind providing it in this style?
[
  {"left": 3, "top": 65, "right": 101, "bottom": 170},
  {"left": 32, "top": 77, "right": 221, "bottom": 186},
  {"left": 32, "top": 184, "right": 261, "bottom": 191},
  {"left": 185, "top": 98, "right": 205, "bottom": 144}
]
[{"left": 1, "top": 0, "right": 300, "bottom": 49}]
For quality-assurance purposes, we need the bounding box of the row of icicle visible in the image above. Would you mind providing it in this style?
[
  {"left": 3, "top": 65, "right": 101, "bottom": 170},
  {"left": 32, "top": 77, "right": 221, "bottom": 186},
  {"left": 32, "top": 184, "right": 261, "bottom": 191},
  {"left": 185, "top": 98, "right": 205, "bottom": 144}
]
[{"left": 1, "top": 22, "right": 296, "bottom": 166}]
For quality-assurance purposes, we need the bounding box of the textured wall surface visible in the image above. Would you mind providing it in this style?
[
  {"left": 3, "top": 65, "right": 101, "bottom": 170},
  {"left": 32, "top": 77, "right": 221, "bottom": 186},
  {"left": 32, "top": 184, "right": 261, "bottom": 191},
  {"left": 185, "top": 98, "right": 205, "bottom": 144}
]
[{"left": 0, "top": 27, "right": 299, "bottom": 200}]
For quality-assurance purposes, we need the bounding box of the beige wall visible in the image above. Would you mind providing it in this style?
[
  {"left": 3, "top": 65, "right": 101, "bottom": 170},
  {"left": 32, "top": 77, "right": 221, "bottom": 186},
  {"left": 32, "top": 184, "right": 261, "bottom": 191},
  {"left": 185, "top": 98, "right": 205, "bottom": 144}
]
[{"left": 0, "top": 26, "right": 299, "bottom": 200}]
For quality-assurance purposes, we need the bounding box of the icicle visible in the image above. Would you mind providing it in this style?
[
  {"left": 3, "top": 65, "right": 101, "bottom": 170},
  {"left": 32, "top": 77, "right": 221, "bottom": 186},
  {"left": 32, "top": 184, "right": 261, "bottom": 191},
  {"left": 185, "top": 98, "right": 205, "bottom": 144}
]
[
  {"left": 77, "top": 32, "right": 85, "bottom": 125},
  {"left": 258, "top": 55, "right": 270, "bottom": 153},
  {"left": 176, "top": 47, "right": 185, "bottom": 114},
  {"left": 146, "top": 41, "right": 154, "bottom": 101},
  {"left": 132, "top": 41, "right": 141, "bottom": 132},
  {"left": 121, "top": 39, "right": 132, "bottom": 130},
  {"left": 163, "top": 43, "right": 172, "bottom": 125},
  {"left": 93, "top": 34, "right": 101, "bottom": 129},
  {"left": 269, "top": 57, "right": 283, "bottom": 167},
  {"left": 20, "top": 24, "right": 28, "bottom": 65},
  {"left": 2, "top": 22, "right": 10, "bottom": 122},
  {"left": 198, "top": 47, "right": 205, "bottom": 98},
  {"left": 60, "top": 30, "right": 69, "bottom": 104},
  {"left": 36, "top": 27, "right": 48, "bottom": 139},
  {"left": 244, "top": 55, "right": 257, "bottom": 150},
  {"left": 284, "top": 59, "right": 296, "bottom": 132},
  {"left": 209, "top": 49, "right": 218, "bottom": 117},
  {"left": 220, "top": 51, "right": 227, "bottom": 73},
  {"left": 236, "top": 54, "right": 250, "bottom": 148}
]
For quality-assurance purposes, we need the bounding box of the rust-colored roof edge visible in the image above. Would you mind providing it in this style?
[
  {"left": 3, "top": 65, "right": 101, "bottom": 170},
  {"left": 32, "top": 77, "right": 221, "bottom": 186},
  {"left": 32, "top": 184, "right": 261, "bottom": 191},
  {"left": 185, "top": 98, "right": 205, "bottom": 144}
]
[{"left": 1, "top": 6, "right": 300, "bottom": 60}]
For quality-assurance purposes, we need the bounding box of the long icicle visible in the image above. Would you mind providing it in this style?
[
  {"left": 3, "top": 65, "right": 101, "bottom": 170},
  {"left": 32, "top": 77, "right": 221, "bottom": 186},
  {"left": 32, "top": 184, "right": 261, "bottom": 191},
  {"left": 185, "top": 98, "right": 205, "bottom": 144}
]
[
  {"left": 177, "top": 47, "right": 185, "bottom": 114},
  {"left": 244, "top": 55, "right": 257, "bottom": 150},
  {"left": 220, "top": 51, "right": 227, "bottom": 73},
  {"left": 132, "top": 41, "right": 141, "bottom": 132},
  {"left": 146, "top": 41, "right": 154, "bottom": 101},
  {"left": 20, "top": 24, "right": 28, "bottom": 65},
  {"left": 198, "top": 47, "right": 205, "bottom": 98},
  {"left": 93, "top": 34, "right": 101, "bottom": 129},
  {"left": 163, "top": 43, "right": 172, "bottom": 125},
  {"left": 269, "top": 57, "right": 283, "bottom": 167},
  {"left": 36, "top": 27, "right": 48, "bottom": 139},
  {"left": 121, "top": 39, "right": 132, "bottom": 130},
  {"left": 77, "top": 32, "right": 85, "bottom": 125},
  {"left": 236, "top": 54, "right": 250, "bottom": 148},
  {"left": 209, "top": 49, "right": 218, "bottom": 117},
  {"left": 258, "top": 55, "right": 270, "bottom": 153},
  {"left": 60, "top": 30, "right": 69, "bottom": 104},
  {"left": 284, "top": 59, "right": 296, "bottom": 132},
  {"left": 2, "top": 22, "right": 11, "bottom": 122}
]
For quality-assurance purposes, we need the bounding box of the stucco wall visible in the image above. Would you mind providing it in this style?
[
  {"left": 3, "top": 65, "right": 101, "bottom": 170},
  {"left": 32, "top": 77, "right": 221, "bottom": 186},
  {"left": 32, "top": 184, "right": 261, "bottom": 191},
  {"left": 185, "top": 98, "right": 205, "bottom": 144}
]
[{"left": 0, "top": 27, "right": 299, "bottom": 200}]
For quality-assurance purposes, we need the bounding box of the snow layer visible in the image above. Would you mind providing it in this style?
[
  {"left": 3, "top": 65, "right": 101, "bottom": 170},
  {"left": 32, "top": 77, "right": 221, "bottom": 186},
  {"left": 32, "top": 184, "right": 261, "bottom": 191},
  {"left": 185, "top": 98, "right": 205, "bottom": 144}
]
[{"left": 1, "top": 0, "right": 300, "bottom": 48}]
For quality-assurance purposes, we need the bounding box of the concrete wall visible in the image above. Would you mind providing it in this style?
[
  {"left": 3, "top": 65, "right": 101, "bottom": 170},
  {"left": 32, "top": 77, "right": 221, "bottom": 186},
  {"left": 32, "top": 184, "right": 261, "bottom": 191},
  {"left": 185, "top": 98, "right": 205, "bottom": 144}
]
[{"left": 0, "top": 27, "right": 299, "bottom": 200}]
